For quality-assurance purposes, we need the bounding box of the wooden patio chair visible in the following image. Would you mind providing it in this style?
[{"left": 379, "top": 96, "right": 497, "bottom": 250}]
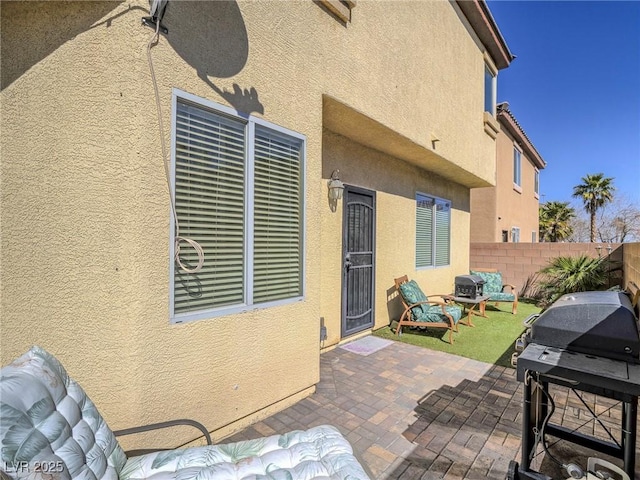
[
  {"left": 470, "top": 268, "right": 518, "bottom": 314},
  {"left": 393, "top": 275, "right": 464, "bottom": 344}
]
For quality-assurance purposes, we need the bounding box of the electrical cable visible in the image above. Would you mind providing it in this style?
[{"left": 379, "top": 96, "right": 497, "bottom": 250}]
[
  {"left": 531, "top": 374, "right": 587, "bottom": 478},
  {"left": 146, "top": 19, "right": 204, "bottom": 273},
  {"left": 536, "top": 379, "right": 565, "bottom": 468}
]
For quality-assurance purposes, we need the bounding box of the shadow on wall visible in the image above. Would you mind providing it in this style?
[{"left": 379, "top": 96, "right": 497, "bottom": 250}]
[
  {"left": 1, "top": 1, "right": 126, "bottom": 90},
  {"left": 163, "top": 1, "right": 263, "bottom": 115},
  {"left": 386, "top": 285, "right": 404, "bottom": 328},
  {"left": 2, "top": 1, "right": 263, "bottom": 115}
]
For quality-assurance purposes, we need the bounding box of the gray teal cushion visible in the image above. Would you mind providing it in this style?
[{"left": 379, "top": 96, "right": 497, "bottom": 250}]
[
  {"left": 470, "top": 271, "right": 516, "bottom": 302},
  {"left": 399, "top": 280, "right": 462, "bottom": 324}
]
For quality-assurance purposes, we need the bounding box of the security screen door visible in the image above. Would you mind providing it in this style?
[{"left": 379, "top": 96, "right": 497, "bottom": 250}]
[{"left": 341, "top": 186, "right": 376, "bottom": 337}]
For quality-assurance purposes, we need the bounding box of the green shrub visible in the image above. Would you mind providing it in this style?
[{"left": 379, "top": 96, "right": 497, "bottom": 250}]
[{"left": 536, "top": 254, "right": 620, "bottom": 308}]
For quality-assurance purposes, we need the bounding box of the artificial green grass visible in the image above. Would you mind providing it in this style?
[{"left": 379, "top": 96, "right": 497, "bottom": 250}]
[{"left": 373, "top": 301, "right": 541, "bottom": 368}]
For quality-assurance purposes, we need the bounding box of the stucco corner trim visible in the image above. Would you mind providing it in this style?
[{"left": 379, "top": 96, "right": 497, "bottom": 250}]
[{"left": 483, "top": 112, "right": 500, "bottom": 139}]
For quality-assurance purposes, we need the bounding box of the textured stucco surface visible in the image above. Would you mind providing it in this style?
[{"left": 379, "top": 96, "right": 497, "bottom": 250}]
[
  {"left": 470, "top": 124, "right": 541, "bottom": 242},
  {"left": 2, "top": 0, "right": 499, "bottom": 446},
  {"left": 320, "top": 131, "right": 470, "bottom": 346}
]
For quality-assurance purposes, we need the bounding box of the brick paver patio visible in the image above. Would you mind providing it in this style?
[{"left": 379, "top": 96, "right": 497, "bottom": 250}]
[{"left": 226, "top": 339, "right": 640, "bottom": 479}]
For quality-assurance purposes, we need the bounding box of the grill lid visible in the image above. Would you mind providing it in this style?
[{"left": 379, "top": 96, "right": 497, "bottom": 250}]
[{"left": 529, "top": 291, "right": 640, "bottom": 363}]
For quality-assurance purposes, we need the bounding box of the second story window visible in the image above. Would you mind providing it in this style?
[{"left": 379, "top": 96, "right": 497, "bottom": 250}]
[
  {"left": 484, "top": 65, "right": 496, "bottom": 116},
  {"left": 513, "top": 147, "right": 522, "bottom": 188},
  {"left": 534, "top": 169, "right": 540, "bottom": 197}
]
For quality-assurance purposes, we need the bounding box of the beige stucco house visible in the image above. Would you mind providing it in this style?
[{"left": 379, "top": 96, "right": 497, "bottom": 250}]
[
  {"left": 470, "top": 102, "right": 547, "bottom": 243},
  {"left": 1, "top": 0, "right": 512, "bottom": 446}
]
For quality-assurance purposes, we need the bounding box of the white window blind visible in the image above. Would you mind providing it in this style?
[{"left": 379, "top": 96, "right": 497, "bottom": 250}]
[
  {"left": 171, "top": 93, "right": 305, "bottom": 322},
  {"left": 253, "top": 126, "right": 303, "bottom": 303},
  {"left": 416, "top": 194, "right": 450, "bottom": 268},
  {"left": 416, "top": 195, "right": 434, "bottom": 268},
  {"left": 435, "top": 200, "right": 450, "bottom": 266},
  {"left": 174, "top": 102, "right": 246, "bottom": 314}
]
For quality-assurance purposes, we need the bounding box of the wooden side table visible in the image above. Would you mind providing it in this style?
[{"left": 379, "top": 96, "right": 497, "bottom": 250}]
[{"left": 445, "top": 294, "right": 490, "bottom": 327}]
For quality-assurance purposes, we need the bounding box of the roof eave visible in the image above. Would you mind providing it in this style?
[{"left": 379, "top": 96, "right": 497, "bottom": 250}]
[
  {"left": 456, "top": 0, "right": 515, "bottom": 70},
  {"left": 497, "top": 109, "right": 547, "bottom": 169}
]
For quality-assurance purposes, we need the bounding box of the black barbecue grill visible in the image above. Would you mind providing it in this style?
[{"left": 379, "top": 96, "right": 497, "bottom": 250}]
[
  {"left": 527, "top": 291, "right": 640, "bottom": 363},
  {"left": 454, "top": 274, "right": 485, "bottom": 299},
  {"left": 509, "top": 291, "right": 640, "bottom": 480}
]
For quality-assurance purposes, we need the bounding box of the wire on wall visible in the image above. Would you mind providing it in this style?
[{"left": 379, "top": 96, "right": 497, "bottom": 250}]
[{"left": 147, "top": 20, "right": 204, "bottom": 273}]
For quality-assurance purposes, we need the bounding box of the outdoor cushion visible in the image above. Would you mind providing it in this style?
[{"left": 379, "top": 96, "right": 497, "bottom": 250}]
[
  {"left": 0, "top": 346, "right": 127, "bottom": 480},
  {"left": 413, "top": 305, "right": 462, "bottom": 324},
  {"left": 398, "top": 279, "right": 430, "bottom": 319},
  {"left": 486, "top": 291, "right": 516, "bottom": 302},
  {"left": 120, "top": 426, "right": 366, "bottom": 480},
  {"left": 398, "top": 280, "right": 461, "bottom": 324},
  {"left": 470, "top": 270, "right": 503, "bottom": 294},
  {"left": 1, "top": 347, "right": 371, "bottom": 480}
]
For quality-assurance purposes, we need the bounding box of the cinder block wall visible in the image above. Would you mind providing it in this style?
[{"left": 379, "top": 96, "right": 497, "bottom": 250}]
[
  {"left": 470, "top": 243, "right": 624, "bottom": 295},
  {"left": 623, "top": 242, "right": 640, "bottom": 289}
]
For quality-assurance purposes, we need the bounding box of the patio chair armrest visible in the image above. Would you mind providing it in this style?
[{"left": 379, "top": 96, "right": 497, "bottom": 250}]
[
  {"left": 114, "top": 419, "right": 213, "bottom": 455},
  {"left": 400, "top": 300, "right": 446, "bottom": 321},
  {"left": 426, "top": 294, "right": 451, "bottom": 301},
  {"left": 410, "top": 300, "right": 446, "bottom": 307}
]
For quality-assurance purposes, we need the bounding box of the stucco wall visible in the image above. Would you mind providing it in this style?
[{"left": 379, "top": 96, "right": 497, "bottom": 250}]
[
  {"left": 470, "top": 124, "right": 541, "bottom": 242},
  {"left": 2, "top": 0, "right": 498, "bottom": 445},
  {"left": 320, "top": 131, "right": 470, "bottom": 346}
]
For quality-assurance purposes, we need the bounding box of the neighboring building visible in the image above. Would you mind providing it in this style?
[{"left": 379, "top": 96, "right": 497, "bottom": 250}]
[
  {"left": 470, "top": 102, "right": 547, "bottom": 243},
  {"left": 1, "top": 0, "right": 512, "bottom": 445}
]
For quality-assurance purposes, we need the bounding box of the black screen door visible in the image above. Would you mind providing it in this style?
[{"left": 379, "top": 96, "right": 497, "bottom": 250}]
[{"left": 341, "top": 186, "right": 376, "bottom": 337}]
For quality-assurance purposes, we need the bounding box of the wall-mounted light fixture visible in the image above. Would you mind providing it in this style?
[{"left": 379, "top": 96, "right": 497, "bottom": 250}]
[
  {"left": 595, "top": 244, "right": 602, "bottom": 257},
  {"left": 328, "top": 170, "right": 345, "bottom": 202}
]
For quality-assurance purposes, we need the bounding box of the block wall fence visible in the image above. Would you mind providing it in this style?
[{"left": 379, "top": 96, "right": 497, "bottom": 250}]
[
  {"left": 468, "top": 242, "right": 638, "bottom": 296},
  {"left": 623, "top": 242, "right": 640, "bottom": 290}
]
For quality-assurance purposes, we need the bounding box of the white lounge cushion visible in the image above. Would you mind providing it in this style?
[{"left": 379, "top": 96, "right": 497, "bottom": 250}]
[
  {"left": 0, "top": 346, "right": 126, "bottom": 480},
  {"left": 1, "top": 348, "right": 371, "bottom": 480},
  {"left": 120, "top": 425, "right": 369, "bottom": 480}
]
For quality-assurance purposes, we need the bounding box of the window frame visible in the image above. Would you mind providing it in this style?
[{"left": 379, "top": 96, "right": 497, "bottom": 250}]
[
  {"left": 513, "top": 145, "right": 522, "bottom": 190},
  {"left": 511, "top": 226, "right": 521, "bottom": 243},
  {"left": 534, "top": 168, "right": 540, "bottom": 198},
  {"left": 169, "top": 89, "right": 307, "bottom": 324},
  {"left": 484, "top": 62, "right": 497, "bottom": 117},
  {"left": 415, "top": 192, "right": 451, "bottom": 269}
]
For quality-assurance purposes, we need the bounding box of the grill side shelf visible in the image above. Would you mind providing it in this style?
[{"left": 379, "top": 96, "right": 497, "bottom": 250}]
[{"left": 516, "top": 343, "right": 640, "bottom": 400}]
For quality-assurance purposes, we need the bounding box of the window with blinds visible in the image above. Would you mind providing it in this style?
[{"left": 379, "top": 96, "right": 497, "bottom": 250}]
[
  {"left": 416, "top": 193, "right": 450, "bottom": 268},
  {"left": 171, "top": 94, "right": 304, "bottom": 322},
  {"left": 253, "top": 126, "right": 303, "bottom": 303}
]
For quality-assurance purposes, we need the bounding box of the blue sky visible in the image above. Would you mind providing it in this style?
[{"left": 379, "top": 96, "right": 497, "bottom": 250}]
[{"left": 487, "top": 0, "right": 640, "bottom": 205}]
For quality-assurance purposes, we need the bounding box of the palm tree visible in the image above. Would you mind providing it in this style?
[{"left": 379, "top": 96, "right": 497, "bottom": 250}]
[
  {"left": 572, "top": 173, "right": 615, "bottom": 242},
  {"left": 539, "top": 201, "right": 575, "bottom": 242}
]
